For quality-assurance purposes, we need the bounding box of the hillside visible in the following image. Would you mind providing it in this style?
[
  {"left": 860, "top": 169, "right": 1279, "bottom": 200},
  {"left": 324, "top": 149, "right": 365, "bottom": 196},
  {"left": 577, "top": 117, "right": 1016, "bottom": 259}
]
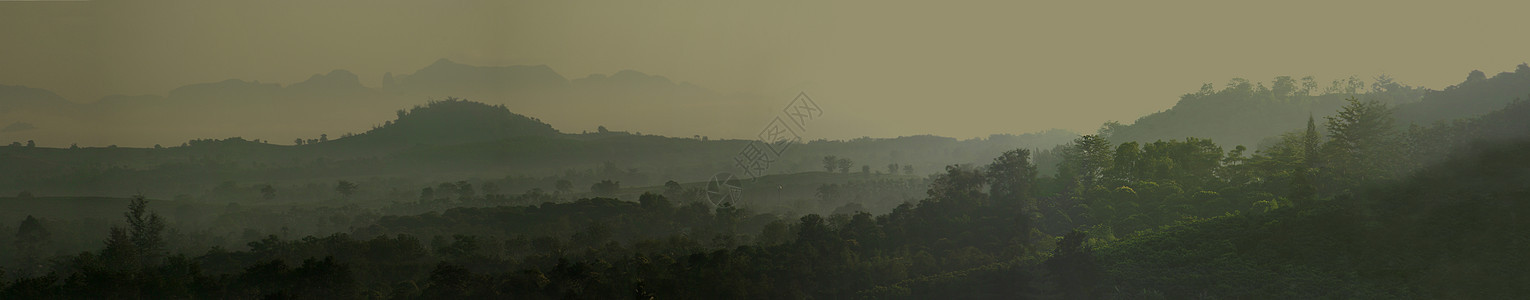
[
  {"left": 0, "top": 98, "right": 1077, "bottom": 201},
  {"left": 326, "top": 98, "right": 560, "bottom": 149},
  {"left": 1099, "top": 76, "right": 1426, "bottom": 148},
  {"left": 1394, "top": 63, "right": 1530, "bottom": 125},
  {"left": 1085, "top": 136, "right": 1530, "bottom": 298},
  {"left": 869, "top": 94, "right": 1530, "bottom": 299}
]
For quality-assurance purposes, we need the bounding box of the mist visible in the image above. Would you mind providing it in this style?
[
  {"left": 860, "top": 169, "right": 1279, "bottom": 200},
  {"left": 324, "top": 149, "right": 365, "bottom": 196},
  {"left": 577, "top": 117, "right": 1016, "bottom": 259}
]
[{"left": 2, "top": 0, "right": 1529, "bottom": 299}]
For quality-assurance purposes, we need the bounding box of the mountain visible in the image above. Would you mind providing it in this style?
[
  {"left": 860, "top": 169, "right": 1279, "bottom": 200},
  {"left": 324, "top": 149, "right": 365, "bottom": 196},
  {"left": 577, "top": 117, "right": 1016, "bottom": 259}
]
[{"left": 0, "top": 84, "right": 74, "bottom": 115}]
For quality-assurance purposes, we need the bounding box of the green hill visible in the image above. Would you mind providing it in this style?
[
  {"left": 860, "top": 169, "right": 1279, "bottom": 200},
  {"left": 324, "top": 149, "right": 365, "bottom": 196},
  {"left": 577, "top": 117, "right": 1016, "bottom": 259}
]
[
  {"left": 1098, "top": 65, "right": 1530, "bottom": 149},
  {"left": 327, "top": 98, "right": 560, "bottom": 149}
]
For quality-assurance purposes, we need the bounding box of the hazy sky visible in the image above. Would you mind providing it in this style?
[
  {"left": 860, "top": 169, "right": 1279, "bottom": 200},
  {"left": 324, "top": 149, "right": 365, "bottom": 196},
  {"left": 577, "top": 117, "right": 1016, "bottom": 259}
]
[{"left": 3, "top": 0, "right": 1529, "bottom": 141}]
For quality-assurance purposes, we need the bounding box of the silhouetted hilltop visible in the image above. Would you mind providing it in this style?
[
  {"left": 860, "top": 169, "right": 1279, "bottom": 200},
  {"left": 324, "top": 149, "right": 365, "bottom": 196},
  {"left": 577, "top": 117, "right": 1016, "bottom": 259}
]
[
  {"left": 1395, "top": 63, "right": 1530, "bottom": 125},
  {"left": 334, "top": 98, "right": 560, "bottom": 147}
]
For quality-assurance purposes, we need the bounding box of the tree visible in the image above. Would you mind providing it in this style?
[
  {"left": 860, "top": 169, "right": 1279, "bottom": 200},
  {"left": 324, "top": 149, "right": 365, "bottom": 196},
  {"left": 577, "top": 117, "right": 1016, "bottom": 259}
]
[
  {"left": 988, "top": 149, "right": 1039, "bottom": 205},
  {"left": 663, "top": 180, "right": 684, "bottom": 200},
  {"left": 1106, "top": 142, "right": 1141, "bottom": 184},
  {"left": 639, "top": 192, "right": 671, "bottom": 212},
  {"left": 591, "top": 180, "right": 620, "bottom": 196},
  {"left": 903, "top": 164, "right": 914, "bottom": 175},
  {"left": 259, "top": 184, "right": 277, "bottom": 200},
  {"left": 927, "top": 165, "right": 987, "bottom": 204},
  {"left": 861, "top": 165, "right": 871, "bottom": 174},
  {"left": 1290, "top": 115, "right": 1324, "bottom": 202},
  {"left": 1466, "top": 70, "right": 1487, "bottom": 82},
  {"left": 15, "top": 215, "right": 49, "bottom": 260},
  {"left": 1271, "top": 75, "right": 1297, "bottom": 97},
  {"left": 1300, "top": 76, "right": 1318, "bottom": 96},
  {"left": 101, "top": 226, "right": 138, "bottom": 271},
  {"left": 319, "top": 134, "right": 328, "bottom": 143},
  {"left": 25, "top": 140, "right": 34, "bottom": 148},
  {"left": 294, "top": 138, "right": 304, "bottom": 145},
  {"left": 837, "top": 158, "right": 854, "bottom": 174},
  {"left": 1302, "top": 115, "right": 1323, "bottom": 169},
  {"left": 1057, "top": 135, "right": 1114, "bottom": 193},
  {"left": 887, "top": 163, "right": 900, "bottom": 174},
  {"left": 1323, "top": 97, "right": 1399, "bottom": 186},
  {"left": 335, "top": 180, "right": 358, "bottom": 198},
  {"left": 125, "top": 195, "right": 165, "bottom": 266},
  {"left": 822, "top": 156, "right": 838, "bottom": 172}
]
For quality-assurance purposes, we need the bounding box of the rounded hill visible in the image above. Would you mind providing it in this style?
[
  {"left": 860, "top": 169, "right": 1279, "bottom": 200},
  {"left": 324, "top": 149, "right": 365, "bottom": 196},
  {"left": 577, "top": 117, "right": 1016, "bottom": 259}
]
[{"left": 339, "top": 98, "right": 560, "bottom": 147}]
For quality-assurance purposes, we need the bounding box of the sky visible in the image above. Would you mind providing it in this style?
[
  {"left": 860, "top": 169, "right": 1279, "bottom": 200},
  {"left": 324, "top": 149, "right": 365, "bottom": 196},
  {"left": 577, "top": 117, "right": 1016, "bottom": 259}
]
[{"left": 2, "top": 0, "right": 1529, "bottom": 142}]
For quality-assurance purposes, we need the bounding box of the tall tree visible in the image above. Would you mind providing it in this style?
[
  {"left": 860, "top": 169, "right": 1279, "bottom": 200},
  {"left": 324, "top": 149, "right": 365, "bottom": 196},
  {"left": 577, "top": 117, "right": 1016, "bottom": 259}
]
[
  {"left": 1323, "top": 97, "right": 1399, "bottom": 187},
  {"left": 259, "top": 184, "right": 277, "bottom": 200},
  {"left": 15, "top": 215, "right": 48, "bottom": 260},
  {"left": 1057, "top": 135, "right": 1114, "bottom": 193},
  {"left": 1290, "top": 115, "right": 1324, "bottom": 201},
  {"left": 590, "top": 180, "right": 620, "bottom": 196},
  {"left": 1106, "top": 142, "right": 1141, "bottom": 184},
  {"left": 928, "top": 165, "right": 988, "bottom": 205},
  {"left": 988, "top": 149, "right": 1039, "bottom": 205},
  {"left": 125, "top": 195, "right": 165, "bottom": 266},
  {"left": 335, "top": 180, "right": 359, "bottom": 198},
  {"left": 100, "top": 226, "right": 138, "bottom": 271}
]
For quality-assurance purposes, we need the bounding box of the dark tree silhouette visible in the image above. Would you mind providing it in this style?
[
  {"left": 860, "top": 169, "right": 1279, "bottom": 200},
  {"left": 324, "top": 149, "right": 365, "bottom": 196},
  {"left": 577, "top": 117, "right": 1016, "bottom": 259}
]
[
  {"left": 259, "top": 184, "right": 277, "bottom": 200},
  {"left": 15, "top": 215, "right": 49, "bottom": 259},
  {"left": 335, "top": 180, "right": 358, "bottom": 198},
  {"left": 590, "top": 180, "right": 620, "bottom": 196}
]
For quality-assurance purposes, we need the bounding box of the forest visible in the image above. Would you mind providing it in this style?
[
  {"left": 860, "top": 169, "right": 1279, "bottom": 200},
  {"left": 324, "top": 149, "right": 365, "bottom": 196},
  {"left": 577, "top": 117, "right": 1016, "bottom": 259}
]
[{"left": 1, "top": 61, "right": 1527, "bottom": 299}]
